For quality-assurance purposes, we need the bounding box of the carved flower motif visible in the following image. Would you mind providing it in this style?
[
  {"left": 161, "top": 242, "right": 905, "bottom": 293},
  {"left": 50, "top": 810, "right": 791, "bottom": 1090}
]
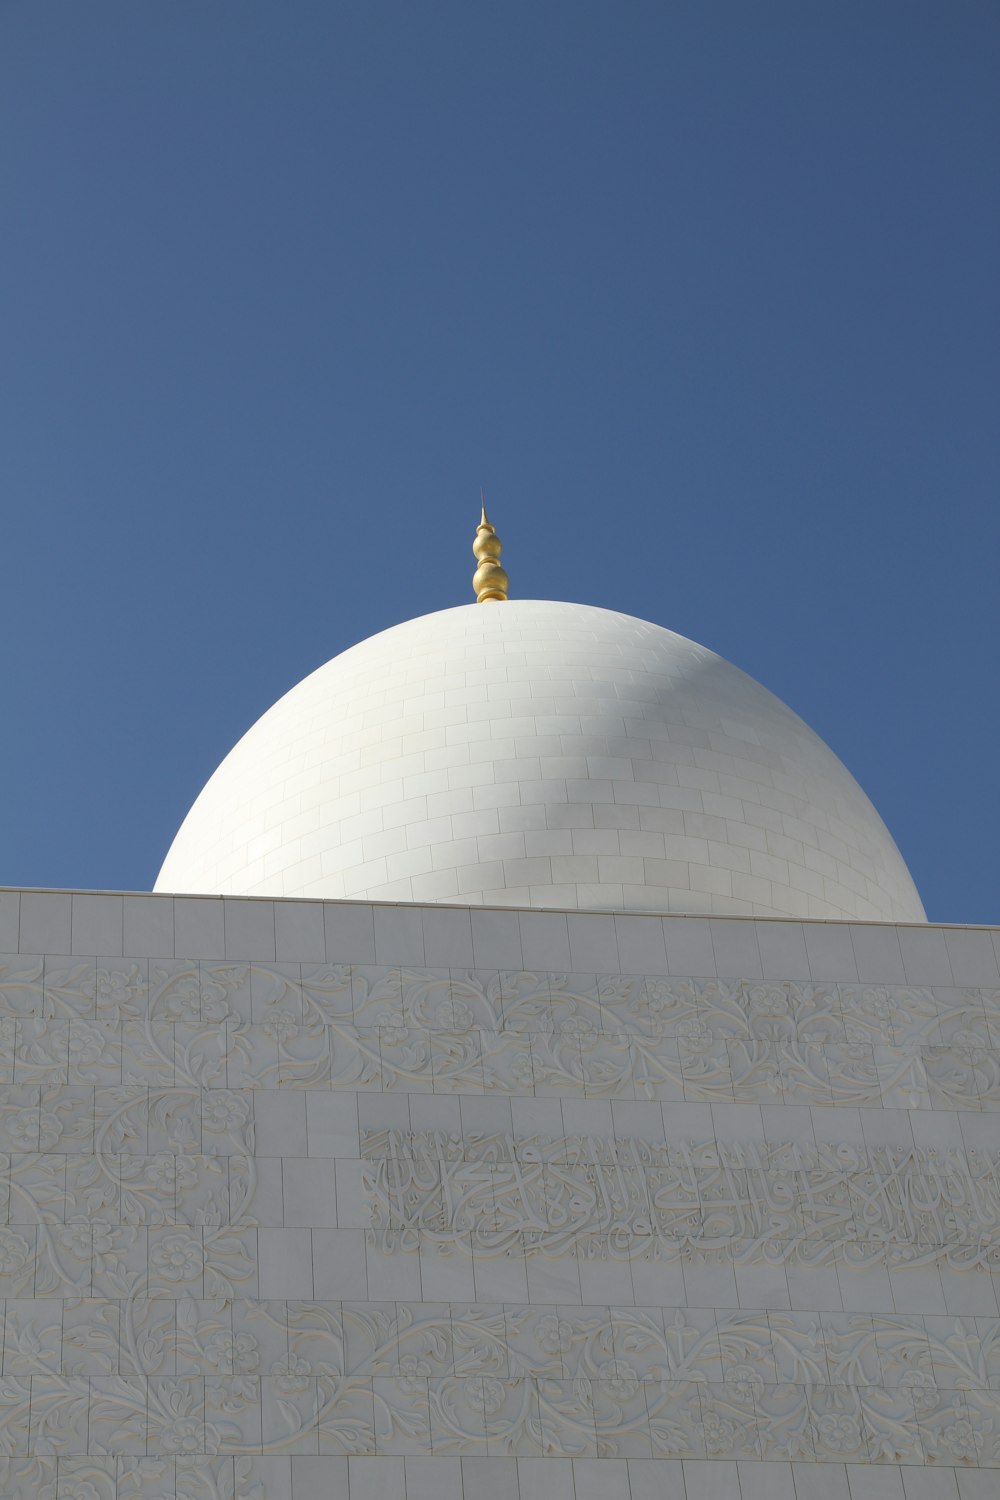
[
  {"left": 817, "top": 1412, "right": 862, "bottom": 1452},
  {"left": 746, "top": 985, "right": 790, "bottom": 1018},
  {"left": 202, "top": 977, "right": 239, "bottom": 1023},
  {"left": 58, "top": 1482, "right": 103, "bottom": 1500},
  {"left": 398, "top": 1353, "right": 433, "bottom": 1390},
  {"left": 96, "top": 970, "right": 130, "bottom": 1004},
  {"left": 150, "top": 1233, "right": 202, "bottom": 1282},
  {"left": 205, "top": 1329, "right": 258, "bottom": 1372},
  {"left": 203, "top": 1093, "right": 251, "bottom": 1132},
  {"left": 466, "top": 1375, "right": 506, "bottom": 1415},
  {"left": 598, "top": 1359, "right": 639, "bottom": 1398},
  {"left": 147, "top": 1155, "right": 198, "bottom": 1194},
  {"left": 153, "top": 972, "right": 201, "bottom": 1025},
  {"left": 537, "top": 1315, "right": 568, "bottom": 1356},
  {"left": 435, "top": 999, "right": 474, "bottom": 1029},
  {"left": 271, "top": 1353, "right": 312, "bottom": 1393},
  {"left": 263, "top": 1011, "right": 299, "bottom": 1044},
  {"left": 860, "top": 987, "right": 894, "bottom": 1021},
  {"left": 676, "top": 1018, "right": 713, "bottom": 1047},
  {"left": 379, "top": 1025, "right": 409, "bottom": 1048},
  {"left": 158, "top": 1416, "right": 219, "bottom": 1454},
  {"left": 97, "top": 965, "right": 145, "bottom": 1020},
  {"left": 942, "top": 1417, "right": 983, "bottom": 1461},
  {"left": 702, "top": 1410, "right": 739, "bottom": 1453},
  {"left": 899, "top": 1368, "right": 937, "bottom": 1411},
  {"left": 38, "top": 1111, "right": 62, "bottom": 1151},
  {"left": 0, "top": 1228, "right": 30, "bottom": 1272},
  {"left": 68, "top": 1021, "right": 108, "bottom": 1065},
  {"left": 645, "top": 983, "right": 677, "bottom": 1015},
  {"left": 726, "top": 1364, "right": 765, "bottom": 1400},
  {"left": 6, "top": 1112, "right": 41, "bottom": 1151}
]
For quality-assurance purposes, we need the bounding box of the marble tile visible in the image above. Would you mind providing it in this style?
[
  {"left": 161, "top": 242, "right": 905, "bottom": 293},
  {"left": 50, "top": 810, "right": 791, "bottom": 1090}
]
[{"left": 19, "top": 894, "right": 72, "bottom": 956}]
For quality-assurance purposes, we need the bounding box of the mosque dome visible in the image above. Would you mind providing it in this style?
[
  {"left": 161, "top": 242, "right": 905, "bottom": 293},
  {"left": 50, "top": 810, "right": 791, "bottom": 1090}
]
[{"left": 155, "top": 593, "right": 924, "bottom": 922}]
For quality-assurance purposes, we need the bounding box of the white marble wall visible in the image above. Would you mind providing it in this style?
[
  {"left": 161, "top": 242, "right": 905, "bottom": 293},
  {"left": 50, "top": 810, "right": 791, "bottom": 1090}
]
[{"left": 0, "top": 888, "right": 997, "bottom": 1500}]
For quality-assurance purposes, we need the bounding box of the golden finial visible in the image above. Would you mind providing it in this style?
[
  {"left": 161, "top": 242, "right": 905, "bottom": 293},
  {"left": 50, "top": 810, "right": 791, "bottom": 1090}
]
[{"left": 472, "top": 491, "right": 509, "bottom": 602}]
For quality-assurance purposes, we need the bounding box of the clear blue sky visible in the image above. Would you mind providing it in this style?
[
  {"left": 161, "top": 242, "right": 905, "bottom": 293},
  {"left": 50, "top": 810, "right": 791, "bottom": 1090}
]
[{"left": 2, "top": 1, "right": 997, "bottom": 923}]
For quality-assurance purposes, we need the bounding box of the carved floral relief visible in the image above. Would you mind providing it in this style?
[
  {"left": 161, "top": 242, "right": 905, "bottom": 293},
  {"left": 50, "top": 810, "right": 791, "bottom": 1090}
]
[{"left": 0, "top": 952, "right": 999, "bottom": 1475}]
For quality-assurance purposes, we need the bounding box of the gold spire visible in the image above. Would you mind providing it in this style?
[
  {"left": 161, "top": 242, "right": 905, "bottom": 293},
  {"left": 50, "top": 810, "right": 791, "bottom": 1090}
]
[{"left": 472, "top": 493, "right": 509, "bottom": 602}]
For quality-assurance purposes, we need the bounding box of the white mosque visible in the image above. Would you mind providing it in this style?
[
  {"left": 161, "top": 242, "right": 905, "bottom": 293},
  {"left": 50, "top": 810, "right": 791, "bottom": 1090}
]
[{"left": 0, "top": 510, "right": 996, "bottom": 1500}]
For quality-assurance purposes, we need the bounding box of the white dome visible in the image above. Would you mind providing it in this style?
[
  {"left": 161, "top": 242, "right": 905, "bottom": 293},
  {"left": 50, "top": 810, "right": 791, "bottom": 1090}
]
[{"left": 155, "top": 600, "right": 925, "bottom": 921}]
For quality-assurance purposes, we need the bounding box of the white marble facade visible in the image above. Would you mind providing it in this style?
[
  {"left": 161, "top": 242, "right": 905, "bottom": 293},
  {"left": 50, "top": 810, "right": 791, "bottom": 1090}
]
[{"left": 0, "top": 886, "right": 997, "bottom": 1500}]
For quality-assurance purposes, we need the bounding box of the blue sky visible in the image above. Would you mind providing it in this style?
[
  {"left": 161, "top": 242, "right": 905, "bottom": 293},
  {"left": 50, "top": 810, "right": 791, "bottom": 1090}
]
[{"left": 1, "top": 1, "right": 997, "bottom": 923}]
